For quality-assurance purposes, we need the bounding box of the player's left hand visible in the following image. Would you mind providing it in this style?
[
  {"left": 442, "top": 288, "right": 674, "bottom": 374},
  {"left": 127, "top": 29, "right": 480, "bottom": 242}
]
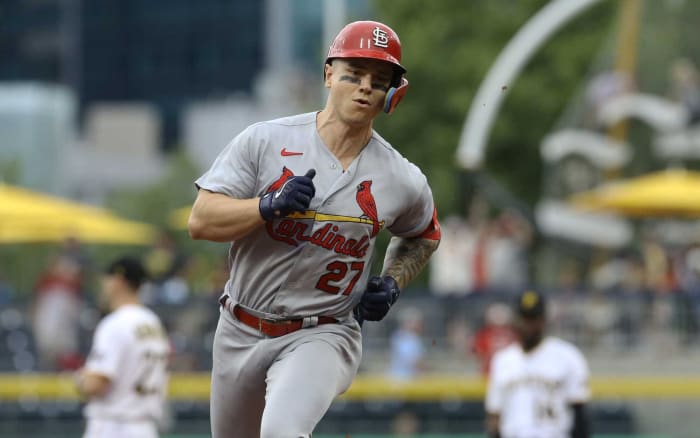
[{"left": 355, "top": 275, "right": 400, "bottom": 322}]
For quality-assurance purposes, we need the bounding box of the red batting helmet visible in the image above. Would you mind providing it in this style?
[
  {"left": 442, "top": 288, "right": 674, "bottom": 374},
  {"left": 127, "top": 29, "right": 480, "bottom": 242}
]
[
  {"left": 326, "top": 21, "right": 405, "bottom": 75},
  {"left": 325, "top": 21, "right": 408, "bottom": 114}
]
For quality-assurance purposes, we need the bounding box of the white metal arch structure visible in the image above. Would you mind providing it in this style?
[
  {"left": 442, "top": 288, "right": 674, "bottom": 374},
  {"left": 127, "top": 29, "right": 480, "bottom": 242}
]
[{"left": 456, "top": 0, "right": 604, "bottom": 170}]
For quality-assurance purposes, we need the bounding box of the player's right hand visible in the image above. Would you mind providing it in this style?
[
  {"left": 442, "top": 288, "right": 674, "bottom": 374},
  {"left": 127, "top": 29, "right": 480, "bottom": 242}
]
[{"left": 259, "top": 169, "right": 316, "bottom": 220}]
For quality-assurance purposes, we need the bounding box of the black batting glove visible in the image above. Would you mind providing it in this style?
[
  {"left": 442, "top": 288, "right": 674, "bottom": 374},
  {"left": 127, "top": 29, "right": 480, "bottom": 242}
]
[
  {"left": 355, "top": 275, "right": 401, "bottom": 322},
  {"left": 259, "top": 169, "right": 316, "bottom": 221}
]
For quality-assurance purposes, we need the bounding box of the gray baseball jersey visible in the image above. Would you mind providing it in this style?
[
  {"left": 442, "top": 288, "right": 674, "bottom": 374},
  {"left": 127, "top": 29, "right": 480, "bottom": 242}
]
[
  {"left": 196, "top": 111, "right": 436, "bottom": 438},
  {"left": 196, "top": 111, "right": 435, "bottom": 319}
]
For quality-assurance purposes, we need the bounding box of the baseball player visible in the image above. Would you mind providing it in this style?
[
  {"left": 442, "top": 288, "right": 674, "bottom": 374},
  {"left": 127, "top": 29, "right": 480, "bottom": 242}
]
[
  {"left": 485, "top": 290, "right": 591, "bottom": 438},
  {"left": 188, "top": 20, "right": 441, "bottom": 438},
  {"left": 75, "top": 257, "right": 170, "bottom": 438}
]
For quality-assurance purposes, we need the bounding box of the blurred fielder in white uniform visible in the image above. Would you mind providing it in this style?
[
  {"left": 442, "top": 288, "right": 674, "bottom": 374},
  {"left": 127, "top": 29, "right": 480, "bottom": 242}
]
[
  {"left": 486, "top": 290, "right": 591, "bottom": 438},
  {"left": 75, "top": 257, "right": 170, "bottom": 438}
]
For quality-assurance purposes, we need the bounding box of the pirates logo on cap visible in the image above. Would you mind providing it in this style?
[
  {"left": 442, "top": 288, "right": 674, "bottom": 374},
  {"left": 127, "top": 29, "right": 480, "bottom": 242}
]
[
  {"left": 521, "top": 291, "right": 539, "bottom": 310},
  {"left": 516, "top": 290, "right": 546, "bottom": 318}
]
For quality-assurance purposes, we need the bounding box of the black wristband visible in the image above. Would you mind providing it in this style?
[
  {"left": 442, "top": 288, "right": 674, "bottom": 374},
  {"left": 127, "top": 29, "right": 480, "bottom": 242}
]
[
  {"left": 259, "top": 193, "right": 276, "bottom": 221},
  {"left": 385, "top": 275, "right": 401, "bottom": 304}
]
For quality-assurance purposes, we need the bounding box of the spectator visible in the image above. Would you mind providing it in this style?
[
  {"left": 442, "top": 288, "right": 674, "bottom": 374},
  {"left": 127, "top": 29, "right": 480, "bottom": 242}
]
[
  {"left": 32, "top": 254, "right": 84, "bottom": 370},
  {"left": 388, "top": 307, "right": 427, "bottom": 380},
  {"left": 0, "top": 270, "right": 14, "bottom": 307},
  {"left": 614, "top": 254, "right": 649, "bottom": 350},
  {"left": 471, "top": 302, "right": 516, "bottom": 377},
  {"left": 485, "top": 209, "right": 533, "bottom": 293},
  {"left": 581, "top": 289, "right": 617, "bottom": 350},
  {"left": 431, "top": 195, "right": 517, "bottom": 296},
  {"left": 59, "top": 237, "right": 92, "bottom": 279},
  {"left": 429, "top": 215, "right": 474, "bottom": 296},
  {"left": 669, "top": 57, "right": 700, "bottom": 125},
  {"left": 676, "top": 246, "right": 700, "bottom": 344},
  {"left": 466, "top": 195, "right": 492, "bottom": 293},
  {"left": 640, "top": 229, "right": 675, "bottom": 294},
  {"left": 143, "top": 231, "right": 190, "bottom": 305},
  {"left": 590, "top": 249, "right": 634, "bottom": 291},
  {"left": 549, "top": 260, "right": 586, "bottom": 345}
]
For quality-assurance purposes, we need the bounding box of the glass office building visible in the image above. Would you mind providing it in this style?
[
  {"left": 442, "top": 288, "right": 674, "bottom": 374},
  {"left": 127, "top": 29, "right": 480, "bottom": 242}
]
[{"left": 0, "top": 0, "right": 370, "bottom": 150}]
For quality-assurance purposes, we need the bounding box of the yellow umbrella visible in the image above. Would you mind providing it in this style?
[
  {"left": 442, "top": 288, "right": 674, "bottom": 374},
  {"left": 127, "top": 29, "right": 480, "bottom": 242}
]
[
  {"left": 0, "top": 184, "right": 156, "bottom": 244},
  {"left": 169, "top": 205, "right": 192, "bottom": 230},
  {"left": 0, "top": 216, "right": 155, "bottom": 244},
  {"left": 570, "top": 169, "right": 700, "bottom": 218}
]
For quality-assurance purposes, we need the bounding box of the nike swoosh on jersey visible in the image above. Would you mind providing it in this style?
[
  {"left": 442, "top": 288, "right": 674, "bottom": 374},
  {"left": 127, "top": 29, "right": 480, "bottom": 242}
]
[{"left": 281, "top": 148, "right": 303, "bottom": 156}]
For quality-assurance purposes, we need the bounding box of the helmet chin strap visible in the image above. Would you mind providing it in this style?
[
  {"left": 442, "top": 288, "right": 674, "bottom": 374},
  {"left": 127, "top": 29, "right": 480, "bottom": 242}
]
[{"left": 383, "top": 78, "right": 409, "bottom": 114}]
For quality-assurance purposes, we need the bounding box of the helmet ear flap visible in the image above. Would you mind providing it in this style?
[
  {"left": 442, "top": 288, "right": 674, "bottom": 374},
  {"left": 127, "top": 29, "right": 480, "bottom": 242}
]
[{"left": 383, "top": 78, "right": 409, "bottom": 115}]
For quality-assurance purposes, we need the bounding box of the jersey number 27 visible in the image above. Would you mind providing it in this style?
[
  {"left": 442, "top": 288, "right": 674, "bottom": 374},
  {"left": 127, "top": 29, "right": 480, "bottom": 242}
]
[{"left": 315, "top": 261, "right": 365, "bottom": 295}]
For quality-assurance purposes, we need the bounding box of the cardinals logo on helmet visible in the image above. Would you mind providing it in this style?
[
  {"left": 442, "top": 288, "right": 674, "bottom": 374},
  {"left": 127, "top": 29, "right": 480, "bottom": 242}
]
[{"left": 372, "top": 27, "right": 389, "bottom": 48}]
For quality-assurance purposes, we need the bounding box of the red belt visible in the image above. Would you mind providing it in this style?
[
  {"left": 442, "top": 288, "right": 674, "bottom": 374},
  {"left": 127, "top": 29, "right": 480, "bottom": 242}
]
[{"left": 220, "top": 296, "right": 338, "bottom": 337}]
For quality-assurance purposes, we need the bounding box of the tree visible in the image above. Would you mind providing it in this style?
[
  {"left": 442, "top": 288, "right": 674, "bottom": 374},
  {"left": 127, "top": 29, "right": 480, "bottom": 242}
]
[{"left": 373, "top": 0, "right": 615, "bottom": 213}]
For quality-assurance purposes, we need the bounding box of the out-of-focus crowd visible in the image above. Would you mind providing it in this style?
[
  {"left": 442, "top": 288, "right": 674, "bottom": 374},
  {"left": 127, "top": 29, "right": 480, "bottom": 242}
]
[
  {"left": 0, "top": 232, "right": 227, "bottom": 373},
  {"left": 2, "top": 202, "right": 700, "bottom": 377}
]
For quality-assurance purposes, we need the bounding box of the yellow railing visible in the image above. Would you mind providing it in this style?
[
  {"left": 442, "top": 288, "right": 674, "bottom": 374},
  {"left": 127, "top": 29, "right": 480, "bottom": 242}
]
[{"left": 2, "top": 373, "right": 700, "bottom": 401}]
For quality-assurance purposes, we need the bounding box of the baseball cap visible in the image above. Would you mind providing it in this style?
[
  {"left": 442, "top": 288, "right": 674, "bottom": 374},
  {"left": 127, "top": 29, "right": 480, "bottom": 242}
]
[
  {"left": 514, "top": 290, "right": 546, "bottom": 318},
  {"left": 106, "top": 257, "right": 148, "bottom": 290}
]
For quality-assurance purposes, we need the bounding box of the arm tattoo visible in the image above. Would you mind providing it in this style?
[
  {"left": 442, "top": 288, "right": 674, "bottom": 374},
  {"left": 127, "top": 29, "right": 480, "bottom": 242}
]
[{"left": 381, "top": 236, "right": 439, "bottom": 289}]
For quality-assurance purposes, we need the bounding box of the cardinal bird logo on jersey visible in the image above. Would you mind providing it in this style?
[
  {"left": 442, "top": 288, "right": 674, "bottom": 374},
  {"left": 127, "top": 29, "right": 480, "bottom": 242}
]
[
  {"left": 264, "top": 171, "right": 382, "bottom": 257},
  {"left": 266, "top": 166, "right": 294, "bottom": 193},
  {"left": 356, "top": 180, "right": 380, "bottom": 237}
]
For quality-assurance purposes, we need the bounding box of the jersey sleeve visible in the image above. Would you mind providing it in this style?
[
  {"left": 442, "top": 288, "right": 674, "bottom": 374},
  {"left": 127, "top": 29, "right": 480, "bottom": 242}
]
[
  {"left": 565, "top": 345, "right": 591, "bottom": 403},
  {"left": 387, "top": 164, "right": 436, "bottom": 238},
  {"left": 194, "top": 124, "right": 259, "bottom": 199},
  {"left": 84, "top": 318, "right": 126, "bottom": 379},
  {"left": 485, "top": 352, "right": 505, "bottom": 414}
]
